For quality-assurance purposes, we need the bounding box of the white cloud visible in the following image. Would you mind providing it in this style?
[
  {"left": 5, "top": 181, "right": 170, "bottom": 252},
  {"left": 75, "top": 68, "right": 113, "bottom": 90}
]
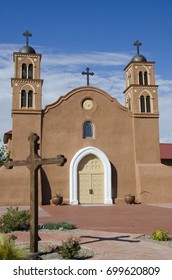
[
  {"left": 41, "top": 51, "right": 131, "bottom": 67},
  {"left": 0, "top": 44, "right": 172, "bottom": 145},
  {"left": 155, "top": 75, "right": 172, "bottom": 142}
]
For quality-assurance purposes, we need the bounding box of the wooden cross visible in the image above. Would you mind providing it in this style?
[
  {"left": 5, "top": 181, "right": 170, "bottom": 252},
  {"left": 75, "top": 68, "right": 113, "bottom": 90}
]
[
  {"left": 133, "top": 40, "right": 142, "bottom": 54},
  {"left": 82, "top": 67, "right": 94, "bottom": 86},
  {"left": 23, "top": 30, "right": 32, "bottom": 46},
  {"left": 4, "top": 133, "right": 67, "bottom": 254}
]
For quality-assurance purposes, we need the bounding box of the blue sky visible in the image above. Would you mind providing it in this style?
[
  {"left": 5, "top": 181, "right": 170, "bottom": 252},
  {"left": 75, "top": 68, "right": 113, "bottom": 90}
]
[{"left": 0, "top": 0, "right": 172, "bottom": 144}]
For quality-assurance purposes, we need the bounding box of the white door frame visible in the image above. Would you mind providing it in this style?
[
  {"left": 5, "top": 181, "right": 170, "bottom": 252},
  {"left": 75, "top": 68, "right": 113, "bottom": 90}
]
[{"left": 69, "top": 146, "right": 113, "bottom": 205}]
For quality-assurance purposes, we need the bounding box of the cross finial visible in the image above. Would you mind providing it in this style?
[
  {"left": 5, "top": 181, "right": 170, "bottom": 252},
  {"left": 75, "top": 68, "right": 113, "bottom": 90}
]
[
  {"left": 82, "top": 67, "right": 94, "bottom": 86},
  {"left": 133, "top": 40, "right": 142, "bottom": 54},
  {"left": 23, "top": 30, "right": 32, "bottom": 46}
]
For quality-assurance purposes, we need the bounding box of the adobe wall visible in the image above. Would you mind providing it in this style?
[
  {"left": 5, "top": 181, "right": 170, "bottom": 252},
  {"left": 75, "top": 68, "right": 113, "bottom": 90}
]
[
  {"left": 133, "top": 116, "right": 161, "bottom": 164},
  {"left": 137, "top": 164, "right": 172, "bottom": 203},
  {"left": 0, "top": 166, "right": 43, "bottom": 206},
  {"left": 11, "top": 113, "right": 42, "bottom": 160},
  {"left": 0, "top": 166, "right": 29, "bottom": 206},
  {"left": 41, "top": 87, "right": 137, "bottom": 204}
]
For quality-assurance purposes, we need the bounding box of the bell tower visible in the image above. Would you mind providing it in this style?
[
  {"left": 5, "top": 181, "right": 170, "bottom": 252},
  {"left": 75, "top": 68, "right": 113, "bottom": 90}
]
[
  {"left": 124, "top": 41, "right": 160, "bottom": 164},
  {"left": 11, "top": 31, "right": 43, "bottom": 159},
  {"left": 124, "top": 40, "right": 159, "bottom": 114}
]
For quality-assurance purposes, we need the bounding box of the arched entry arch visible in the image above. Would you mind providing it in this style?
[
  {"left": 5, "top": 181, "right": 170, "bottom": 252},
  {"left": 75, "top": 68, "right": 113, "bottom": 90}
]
[{"left": 69, "top": 146, "right": 112, "bottom": 204}]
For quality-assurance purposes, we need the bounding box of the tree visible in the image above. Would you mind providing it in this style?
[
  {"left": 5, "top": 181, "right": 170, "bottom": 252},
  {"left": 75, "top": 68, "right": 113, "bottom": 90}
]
[{"left": 0, "top": 143, "right": 6, "bottom": 167}]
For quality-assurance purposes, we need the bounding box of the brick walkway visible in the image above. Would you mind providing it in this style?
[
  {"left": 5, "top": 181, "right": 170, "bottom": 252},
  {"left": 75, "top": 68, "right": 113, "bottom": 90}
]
[
  {"left": 39, "top": 204, "right": 172, "bottom": 235},
  {"left": 1, "top": 204, "right": 172, "bottom": 259}
]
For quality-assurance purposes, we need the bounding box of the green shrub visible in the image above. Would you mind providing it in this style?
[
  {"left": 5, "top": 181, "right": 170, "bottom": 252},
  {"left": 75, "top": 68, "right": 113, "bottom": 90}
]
[
  {"left": 58, "top": 237, "right": 81, "bottom": 259},
  {"left": 0, "top": 207, "right": 30, "bottom": 233},
  {"left": 0, "top": 235, "right": 28, "bottom": 260},
  {"left": 0, "top": 145, "right": 6, "bottom": 167},
  {"left": 151, "top": 228, "right": 169, "bottom": 241},
  {"left": 42, "top": 221, "right": 77, "bottom": 231}
]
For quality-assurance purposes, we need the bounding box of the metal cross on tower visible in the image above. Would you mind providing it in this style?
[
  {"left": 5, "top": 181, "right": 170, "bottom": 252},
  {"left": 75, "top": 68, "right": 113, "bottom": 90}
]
[
  {"left": 133, "top": 40, "right": 142, "bottom": 54},
  {"left": 82, "top": 67, "right": 94, "bottom": 86},
  {"left": 4, "top": 133, "right": 67, "bottom": 254},
  {"left": 23, "top": 30, "right": 32, "bottom": 46}
]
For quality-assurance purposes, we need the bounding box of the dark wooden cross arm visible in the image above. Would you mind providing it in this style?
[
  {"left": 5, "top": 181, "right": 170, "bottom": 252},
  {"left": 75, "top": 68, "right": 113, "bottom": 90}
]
[{"left": 4, "top": 154, "right": 66, "bottom": 170}]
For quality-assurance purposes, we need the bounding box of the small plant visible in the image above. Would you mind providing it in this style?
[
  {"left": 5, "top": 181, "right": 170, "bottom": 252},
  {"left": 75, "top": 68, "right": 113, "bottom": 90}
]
[
  {"left": 151, "top": 228, "right": 169, "bottom": 241},
  {"left": 0, "top": 235, "right": 28, "bottom": 260},
  {"left": 58, "top": 237, "right": 81, "bottom": 259},
  {"left": 55, "top": 193, "right": 62, "bottom": 197},
  {"left": 0, "top": 207, "right": 30, "bottom": 233},
  {"left": 42, "top": 221, "right": 77, "bottom": 231}
]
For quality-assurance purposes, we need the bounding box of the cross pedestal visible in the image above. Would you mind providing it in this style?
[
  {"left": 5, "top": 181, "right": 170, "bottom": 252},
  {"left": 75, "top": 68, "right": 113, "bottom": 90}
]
[{"left": 4, "top": 133, "right": 67, "bottom": 253}]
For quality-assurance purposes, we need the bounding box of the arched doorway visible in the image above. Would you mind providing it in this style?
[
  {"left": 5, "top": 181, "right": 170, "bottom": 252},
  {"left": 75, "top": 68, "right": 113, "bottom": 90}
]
[
  {"left": 69, "top": 146, "right": 112, "bottom": 205},
  {"left": 78, "top": 154, "right": 104, "bottom": 204}
]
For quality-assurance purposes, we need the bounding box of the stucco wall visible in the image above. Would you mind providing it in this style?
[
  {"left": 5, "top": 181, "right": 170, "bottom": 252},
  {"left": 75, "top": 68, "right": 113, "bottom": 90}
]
[
  {"left": 0, "top": 166, "right": 30, "bottom": 205},
  {"left": 41, "top": 87, "right": 137, "bottom": 204},
  {"left": 137, "top": 164, "right": 172, "bottom": 203}
]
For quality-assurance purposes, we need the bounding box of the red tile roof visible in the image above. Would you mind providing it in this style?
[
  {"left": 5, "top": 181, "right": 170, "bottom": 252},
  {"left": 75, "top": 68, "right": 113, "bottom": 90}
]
[
  {"left": 4, "top": 130, "right": 12, "bottom": 135},
  {"left": 3, "top": 130, "right": 12, "bottom": 144},
  {"left": 160, "top": 143, "right": 172, "bottom": 159}
]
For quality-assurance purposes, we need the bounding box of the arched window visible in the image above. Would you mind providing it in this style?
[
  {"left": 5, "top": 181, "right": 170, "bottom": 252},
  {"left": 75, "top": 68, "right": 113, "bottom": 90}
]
[
  {"left": 28, "top": 90, "right": 33, "bottom": 108},
  {"left": 83, "top": 121, "right": 94, "bottom": 139},
  {"left": 28, "top": 64, "right": 33, "bottom": 79},
  {"left": 21, "top": 90, "right": 26, "bottom": 107},
  {"left": 139, "top": 71, "right": 149, "bottom": 85},
  {"left": 140, "top": 95, "right": 145, "bottom": 112},
  {"left": 144, "top": 71, "right": 148, "bottom": 85},
  {"left": 139, "top": 71, "right": 143, "bottom": 85},
  {"left": 22, "top": 64, "right": 27, "bottom": 79},
  {"left": 140, "top": 94, "right": 151, "bottom": 113},
  {"left": 146, "top": 95, "right": 151, "bottom": 112}
]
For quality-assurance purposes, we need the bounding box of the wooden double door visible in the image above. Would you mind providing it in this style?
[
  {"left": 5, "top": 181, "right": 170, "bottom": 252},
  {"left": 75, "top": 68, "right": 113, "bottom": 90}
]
[{"left": 78, "top": 154, "right": 104, "bottom": 204}]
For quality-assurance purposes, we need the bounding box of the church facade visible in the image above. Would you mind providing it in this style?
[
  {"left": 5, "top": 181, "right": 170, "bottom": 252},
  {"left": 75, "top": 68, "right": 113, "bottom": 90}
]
[{"left": 0, "top": 34, "right": 172, "bottom": 206}]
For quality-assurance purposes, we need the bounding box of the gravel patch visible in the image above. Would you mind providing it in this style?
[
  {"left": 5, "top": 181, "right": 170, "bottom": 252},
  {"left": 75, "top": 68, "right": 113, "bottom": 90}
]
[
  {"left": 135, "top": 234, "right": 172, "bottom": 248},
  {"left": 18, "top": 242, "right": 94, "bottom": 260}
]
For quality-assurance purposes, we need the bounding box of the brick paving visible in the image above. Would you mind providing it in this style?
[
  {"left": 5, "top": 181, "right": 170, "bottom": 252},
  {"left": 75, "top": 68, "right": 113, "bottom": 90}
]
[
  {"left": 39, "top": 204, "right": 172, "bottom": 235},
  {"left": 1, "top": 204, "right": 172, "bottom": 259}
]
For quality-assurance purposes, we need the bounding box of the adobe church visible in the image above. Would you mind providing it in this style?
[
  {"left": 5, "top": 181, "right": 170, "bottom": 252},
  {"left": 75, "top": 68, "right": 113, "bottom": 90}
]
[{"left": 1, "top": 32, "right": 172, "bottom": 206}]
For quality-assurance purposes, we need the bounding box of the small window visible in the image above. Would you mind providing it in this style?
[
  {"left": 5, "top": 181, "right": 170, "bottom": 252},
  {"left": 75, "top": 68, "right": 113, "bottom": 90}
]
[
  {"left": 140, "top": 95, "right": 145, "bottom": 112},
  {"left": 28, "top": 64, "right": 33, "bottom": 79},
  {"left": 146, "top": 96, "right": 151, "bottom": 112},
  {"left": 21, "top": 90, "right": 26, "bottom": 107},
  {"left": 22, "top": 64, "right": 27, "bottom": 79},
  {"left": 140, "top": 95, "right": 151, "bottom": 113},
  {"left": 144, "top": 71, "right": 148, "bottom": 85},
  {"left": 139, "top": 71, "right": 143, "bottom": 85},
  {"left": 28, "top": 90, "right": 33, "bottom": 107},
  {"left": 83, "top": 121, "right": 94, "bottom": 139}
]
